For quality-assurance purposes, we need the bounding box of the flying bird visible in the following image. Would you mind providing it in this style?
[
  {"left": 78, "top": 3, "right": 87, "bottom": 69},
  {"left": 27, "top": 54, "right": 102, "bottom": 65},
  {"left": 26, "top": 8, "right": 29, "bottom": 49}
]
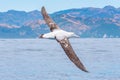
[{"left": 40, "top": 6, "right": 88, "bottom": 72}]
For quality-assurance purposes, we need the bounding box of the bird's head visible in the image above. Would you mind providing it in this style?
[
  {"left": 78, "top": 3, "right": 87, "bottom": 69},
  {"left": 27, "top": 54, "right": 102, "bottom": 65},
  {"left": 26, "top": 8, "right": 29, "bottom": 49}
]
[{"left": 39, "top": 34, "right": 44, "bottom": 38}]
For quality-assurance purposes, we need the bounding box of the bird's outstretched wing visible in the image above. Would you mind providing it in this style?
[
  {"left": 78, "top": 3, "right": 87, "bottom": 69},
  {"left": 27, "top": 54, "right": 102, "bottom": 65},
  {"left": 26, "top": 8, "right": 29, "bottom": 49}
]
[
  {"left": 41, "top": 6, "right": 60, "bottom": 32},
  {"left": 41, "top": 6, "right": 88, "bottom": 72},
  {"left": 56, "top": 37, "right": 88, "bottom": 72}
]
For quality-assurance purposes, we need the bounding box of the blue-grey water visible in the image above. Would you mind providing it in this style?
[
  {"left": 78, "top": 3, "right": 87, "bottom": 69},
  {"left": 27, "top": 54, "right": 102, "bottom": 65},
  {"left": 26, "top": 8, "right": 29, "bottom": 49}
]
[{"left": 0, "top": 38, "right": 120, "bottom": 80}]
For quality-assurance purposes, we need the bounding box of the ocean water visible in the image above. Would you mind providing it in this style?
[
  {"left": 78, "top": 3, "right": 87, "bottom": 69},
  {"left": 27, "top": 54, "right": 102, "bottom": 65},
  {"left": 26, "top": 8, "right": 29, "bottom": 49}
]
[{"left": 0, "top": 38, "right": 120, "bottom": 80}]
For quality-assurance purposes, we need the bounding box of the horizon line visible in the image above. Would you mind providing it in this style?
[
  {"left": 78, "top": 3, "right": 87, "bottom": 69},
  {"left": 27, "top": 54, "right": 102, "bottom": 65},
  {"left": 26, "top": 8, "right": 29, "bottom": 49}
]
[{"left": 0, "top": 5, "right": 120, "bottom": 13}]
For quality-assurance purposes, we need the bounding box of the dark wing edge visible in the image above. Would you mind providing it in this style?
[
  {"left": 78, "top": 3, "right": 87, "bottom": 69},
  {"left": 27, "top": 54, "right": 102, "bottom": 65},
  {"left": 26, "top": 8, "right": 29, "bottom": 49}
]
[
  {"left": 41, "top": 6, "right": 60, "bottom": 32},
  {"left": 57, "top": 37, "right": 88, "bottom": 72}
]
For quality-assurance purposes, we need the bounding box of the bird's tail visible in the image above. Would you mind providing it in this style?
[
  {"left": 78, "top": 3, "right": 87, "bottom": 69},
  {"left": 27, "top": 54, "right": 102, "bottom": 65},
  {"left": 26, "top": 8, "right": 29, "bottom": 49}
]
[{"left": 73, "top": 34, "right": 80, "bottom": 38}]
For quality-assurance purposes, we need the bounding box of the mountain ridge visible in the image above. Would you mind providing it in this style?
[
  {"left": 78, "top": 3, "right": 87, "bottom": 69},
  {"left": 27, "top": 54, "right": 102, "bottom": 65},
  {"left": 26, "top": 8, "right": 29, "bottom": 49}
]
[{"left": 0, "top": 5, "right": 120, "bottom": 38}]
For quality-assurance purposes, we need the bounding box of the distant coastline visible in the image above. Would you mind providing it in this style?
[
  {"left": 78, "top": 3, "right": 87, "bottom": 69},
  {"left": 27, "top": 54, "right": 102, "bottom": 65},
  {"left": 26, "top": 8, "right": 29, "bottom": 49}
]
[{"left": 0, "top": 5, "right": 120, "bottom": 38}]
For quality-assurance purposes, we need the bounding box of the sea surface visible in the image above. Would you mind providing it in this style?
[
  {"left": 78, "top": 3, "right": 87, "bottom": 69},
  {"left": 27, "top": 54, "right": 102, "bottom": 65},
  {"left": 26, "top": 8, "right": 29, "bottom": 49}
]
[{"left": 0, "top": 38, "right": 120, "bottom": 80}]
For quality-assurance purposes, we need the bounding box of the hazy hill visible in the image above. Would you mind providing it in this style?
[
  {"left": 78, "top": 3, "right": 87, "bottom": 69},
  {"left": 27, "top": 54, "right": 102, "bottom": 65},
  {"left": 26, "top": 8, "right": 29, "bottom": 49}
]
[{"left": 0, "top": 5, "right": 120, "bottom": 38}]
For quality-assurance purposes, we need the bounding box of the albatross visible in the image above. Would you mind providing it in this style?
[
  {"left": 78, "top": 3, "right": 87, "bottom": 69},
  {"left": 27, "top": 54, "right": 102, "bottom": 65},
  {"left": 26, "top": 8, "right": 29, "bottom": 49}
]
[{"left": 40, "top": 6, "right": 88, "bottom": 72}]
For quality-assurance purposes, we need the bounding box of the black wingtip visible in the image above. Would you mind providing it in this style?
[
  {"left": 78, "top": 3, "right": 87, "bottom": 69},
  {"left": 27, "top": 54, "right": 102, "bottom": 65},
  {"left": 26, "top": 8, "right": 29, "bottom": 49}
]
[
  {"left": 41, "top": 6, "right": 45, "bottom": 13},
  {"left": 41, "top": 6, "right": 48, "bottom": 20},
  {"left": 41, "top": 6, "right": 45, "bottom": 11},
  {"left": 81, "top": 67, "right": 89, "bottom": 73},
  {"left": 83, "top": 69, "right": 89, "bottom": 73}
]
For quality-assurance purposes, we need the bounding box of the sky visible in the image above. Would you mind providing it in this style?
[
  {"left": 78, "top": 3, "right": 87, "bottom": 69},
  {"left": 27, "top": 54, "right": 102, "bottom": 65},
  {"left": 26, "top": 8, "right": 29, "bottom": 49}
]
[{"left": 0, "top": 0, "right": 120, "bottom": 13}]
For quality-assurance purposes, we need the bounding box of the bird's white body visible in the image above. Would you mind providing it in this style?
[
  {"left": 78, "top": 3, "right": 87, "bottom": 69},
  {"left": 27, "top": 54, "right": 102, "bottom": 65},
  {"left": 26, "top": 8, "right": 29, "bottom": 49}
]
[{"left": 42, "top": 29, "right": 79, "bottom": 40}]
